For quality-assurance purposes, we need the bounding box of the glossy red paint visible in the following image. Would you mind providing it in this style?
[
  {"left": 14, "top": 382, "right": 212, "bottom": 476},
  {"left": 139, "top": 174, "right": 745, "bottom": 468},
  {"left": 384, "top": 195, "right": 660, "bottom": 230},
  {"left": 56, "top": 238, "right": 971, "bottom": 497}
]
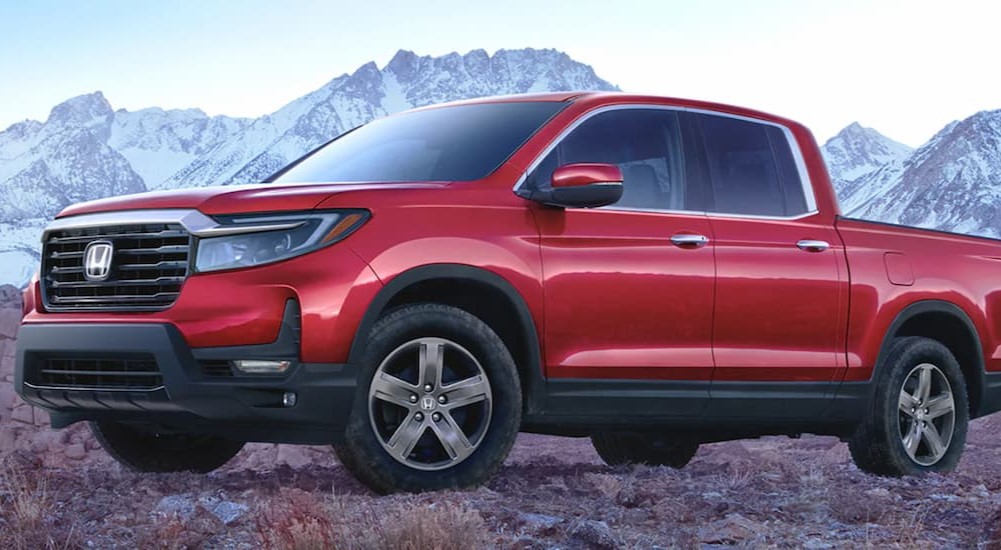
[
  {"left": 23, "top": 242, "right": 380, "bottom": 364},
  {"left": 22, "top": 91, "right": 1001, "bottom": 395},
  {"left": 708, "top": 214, "right": 849, "bottom": 382},
  {"left": 534, "top": 208, "right": 715, "bottom": 381},
  {"left": 550, "top": 163, "right": 623, "bottom": 188}
]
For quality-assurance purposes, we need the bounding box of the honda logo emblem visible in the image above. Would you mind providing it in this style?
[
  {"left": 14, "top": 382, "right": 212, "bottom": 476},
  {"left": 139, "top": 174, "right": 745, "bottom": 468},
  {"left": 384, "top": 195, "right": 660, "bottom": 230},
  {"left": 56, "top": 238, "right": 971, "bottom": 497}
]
[
  {"left": 83, "top": 241, "right": 114, "bottom": 281},
  {"left": 420, "top": 396, "right": 435, "bottom": 411}
]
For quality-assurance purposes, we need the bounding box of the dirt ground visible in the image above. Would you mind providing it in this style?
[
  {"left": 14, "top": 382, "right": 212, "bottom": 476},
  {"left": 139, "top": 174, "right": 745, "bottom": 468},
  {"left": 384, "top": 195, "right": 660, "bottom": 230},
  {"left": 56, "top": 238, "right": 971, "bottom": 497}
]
[{"left": 3, "top": 415, "right": 1001, "bottom": 549}]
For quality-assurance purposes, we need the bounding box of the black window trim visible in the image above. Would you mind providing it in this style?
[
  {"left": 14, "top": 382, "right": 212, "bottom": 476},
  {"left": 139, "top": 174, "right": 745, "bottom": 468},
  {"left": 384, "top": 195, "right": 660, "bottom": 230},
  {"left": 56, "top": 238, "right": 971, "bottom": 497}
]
[{"left": 513, "top": 104, "right": 818, "bottom": 220}]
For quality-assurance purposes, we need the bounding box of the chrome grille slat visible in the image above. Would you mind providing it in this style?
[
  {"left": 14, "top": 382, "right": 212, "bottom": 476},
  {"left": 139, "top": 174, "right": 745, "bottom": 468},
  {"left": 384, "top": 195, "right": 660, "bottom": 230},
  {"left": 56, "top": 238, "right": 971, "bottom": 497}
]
[
  {"left": 50, "top": 276, "right": 186, "bottom": 289},
  {"left": 41, "top": 222, "right": 191, "bottom": 311},
  {"left": 46, "top": 229, "right": 188, "bottom": 244}
]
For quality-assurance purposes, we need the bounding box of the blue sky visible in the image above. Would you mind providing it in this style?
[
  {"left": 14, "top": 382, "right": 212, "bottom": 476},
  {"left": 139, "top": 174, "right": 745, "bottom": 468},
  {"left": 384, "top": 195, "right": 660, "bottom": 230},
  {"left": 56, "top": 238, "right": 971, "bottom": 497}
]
[{"left": 1, "top": 0, "right": 997, "bottom": 145}]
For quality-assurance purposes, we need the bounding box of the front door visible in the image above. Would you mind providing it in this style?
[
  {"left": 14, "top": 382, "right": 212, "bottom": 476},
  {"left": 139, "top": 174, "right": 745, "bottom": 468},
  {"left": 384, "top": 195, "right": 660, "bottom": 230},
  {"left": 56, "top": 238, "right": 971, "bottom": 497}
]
[{"left": 526, "top": 107, "right": 716, "bottom": 417}]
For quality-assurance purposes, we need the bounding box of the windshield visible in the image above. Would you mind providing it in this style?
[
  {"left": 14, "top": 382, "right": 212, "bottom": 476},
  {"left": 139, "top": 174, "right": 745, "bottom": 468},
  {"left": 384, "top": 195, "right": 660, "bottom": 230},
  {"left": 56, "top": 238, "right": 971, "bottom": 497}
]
[{"left": 271, "top": 101, "right": 566, "bottom": 184}]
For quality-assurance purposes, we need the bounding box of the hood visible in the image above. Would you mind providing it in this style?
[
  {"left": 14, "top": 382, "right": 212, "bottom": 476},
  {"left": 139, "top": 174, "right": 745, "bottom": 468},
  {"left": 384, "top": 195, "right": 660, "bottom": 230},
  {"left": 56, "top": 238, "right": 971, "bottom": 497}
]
[{"left": 56, "top": 181, "right": 451, "bottom": 218}]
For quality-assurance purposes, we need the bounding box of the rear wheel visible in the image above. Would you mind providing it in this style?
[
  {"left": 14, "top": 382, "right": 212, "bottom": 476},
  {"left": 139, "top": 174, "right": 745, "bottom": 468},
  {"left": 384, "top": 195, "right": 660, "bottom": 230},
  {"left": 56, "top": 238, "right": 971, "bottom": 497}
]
[
  {"left": 849, "top": 336, "right": 969, "bottom": 476},
  {"left": 591, "top": 431, "right": 699, "bottom": 468},
  {"left": 334, "top": 303, "right": 521, "bottom": 493},
  {"left": 91, "top": 421, "right": 244, "bottom": 473}
]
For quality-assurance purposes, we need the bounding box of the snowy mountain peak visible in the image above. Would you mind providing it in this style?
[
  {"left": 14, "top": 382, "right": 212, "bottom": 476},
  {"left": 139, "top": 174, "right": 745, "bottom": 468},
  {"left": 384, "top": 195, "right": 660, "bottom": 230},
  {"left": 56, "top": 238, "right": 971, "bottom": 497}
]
[
  {"left": 47, "top": 91, "right": 113, "bottom": 128},
  {"left": 822, "top": 122, "right": 913, "bottom": 197},
  {"left": 169, "top": 47, "right": 618, "bottom": 188}
]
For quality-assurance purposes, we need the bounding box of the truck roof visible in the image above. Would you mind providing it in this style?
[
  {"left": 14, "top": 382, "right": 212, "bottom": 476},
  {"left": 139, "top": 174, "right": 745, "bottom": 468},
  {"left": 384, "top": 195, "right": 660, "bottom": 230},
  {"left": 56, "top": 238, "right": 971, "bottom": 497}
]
[{"left": 419, "top": 91, "right": 808, "bottom": 132}]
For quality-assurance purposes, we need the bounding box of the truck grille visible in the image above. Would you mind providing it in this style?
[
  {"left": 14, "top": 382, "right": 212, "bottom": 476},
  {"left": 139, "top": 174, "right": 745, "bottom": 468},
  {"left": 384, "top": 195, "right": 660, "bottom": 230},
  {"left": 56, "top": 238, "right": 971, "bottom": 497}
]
[
  {"left": 34, "top": 357, "right": 163, "bottom": 390},
  {"left": 42, "top": 223, "right": 191, "bottom": 311}
]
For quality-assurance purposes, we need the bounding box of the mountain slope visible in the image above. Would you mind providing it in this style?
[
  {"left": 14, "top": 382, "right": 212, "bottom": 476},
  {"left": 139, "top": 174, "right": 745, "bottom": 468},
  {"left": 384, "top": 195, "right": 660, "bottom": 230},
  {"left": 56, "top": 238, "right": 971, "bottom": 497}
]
[
  {"left": 0, "top": 48, "right": 618, "bottom": 287},
  {"left": 821, "top": 122, "right": 913, "bottom": 214},
  {"left": 848, "top": 110, "right": 1001, "bottom": 236},
  {"left": 168, "top": 48, "right": 618, "bottom": 188}
]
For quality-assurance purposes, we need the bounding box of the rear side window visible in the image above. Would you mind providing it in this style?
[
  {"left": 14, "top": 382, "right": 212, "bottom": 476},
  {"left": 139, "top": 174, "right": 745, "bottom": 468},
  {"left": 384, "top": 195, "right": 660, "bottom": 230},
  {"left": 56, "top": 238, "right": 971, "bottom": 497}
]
[{"left": 697, "top": 114, "right": 809, "bottom": 217}]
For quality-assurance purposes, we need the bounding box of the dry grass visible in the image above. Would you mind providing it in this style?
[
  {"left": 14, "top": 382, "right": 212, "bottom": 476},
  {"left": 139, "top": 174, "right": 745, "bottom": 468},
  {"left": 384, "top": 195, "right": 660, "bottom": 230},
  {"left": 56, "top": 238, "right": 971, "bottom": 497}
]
[
  {"left": 256, "top": 488, "right": 487, "bottom": 550},
  {"left": 0, "top": 459, "right": 79, "bottom": 550},
  {"left": 256, "top": 489, "right": 335, "bottom": 549}
]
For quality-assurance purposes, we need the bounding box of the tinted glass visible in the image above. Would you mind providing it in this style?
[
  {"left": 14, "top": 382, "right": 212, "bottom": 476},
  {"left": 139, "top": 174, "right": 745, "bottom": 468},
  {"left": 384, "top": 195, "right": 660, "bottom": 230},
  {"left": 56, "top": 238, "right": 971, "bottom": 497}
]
[
  {"left": 529, "top": 109, "right": 690, "bottom": 211},
  {"left": 698, "top": 114, "right": 809, "bottom": 217},
  {"left": 272, "top": 102, "right": 565, "bottom": 183},
  {"left": 767, "top": 126, "right": 808, "bottom": 215}
]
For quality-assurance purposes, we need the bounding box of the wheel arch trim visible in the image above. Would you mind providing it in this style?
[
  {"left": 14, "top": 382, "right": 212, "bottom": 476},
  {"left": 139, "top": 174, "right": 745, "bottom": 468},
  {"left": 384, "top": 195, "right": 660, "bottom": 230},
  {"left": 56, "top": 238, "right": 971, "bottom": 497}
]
[
  {"left": 873, "top": 299, "right": 988, "bottom": 416},
  {"left": 347, "top": 263, "right": 545, "bottom": 413}
]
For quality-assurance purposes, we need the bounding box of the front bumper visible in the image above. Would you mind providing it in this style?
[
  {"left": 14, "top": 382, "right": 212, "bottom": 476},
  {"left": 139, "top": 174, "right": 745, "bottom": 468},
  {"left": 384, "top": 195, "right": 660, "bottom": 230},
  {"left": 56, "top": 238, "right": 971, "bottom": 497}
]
[{"left": 15, "top": 305, "right": 359, "bottom": 444}]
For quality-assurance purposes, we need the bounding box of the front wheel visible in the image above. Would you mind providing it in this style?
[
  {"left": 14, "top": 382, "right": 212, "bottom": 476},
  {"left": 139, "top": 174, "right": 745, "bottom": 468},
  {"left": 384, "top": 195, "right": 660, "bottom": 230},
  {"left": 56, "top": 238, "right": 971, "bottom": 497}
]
[
  {"left": 849, "top": 336, "right": 969, "bottom": 476},
  {"left": 91, "top": 421, "right": 244, "bottom": 473},
  {"left": 334, "top": 304, "right": 522, "bottom": 494}
]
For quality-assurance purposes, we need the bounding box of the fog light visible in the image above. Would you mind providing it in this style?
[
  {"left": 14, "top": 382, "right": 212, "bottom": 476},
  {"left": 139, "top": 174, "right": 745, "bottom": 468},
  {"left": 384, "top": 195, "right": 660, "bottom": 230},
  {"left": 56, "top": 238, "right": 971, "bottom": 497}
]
[
  {"left": 232, "top": 360, "right": 291, "bottom": 374},
  {"left": 282, "top": 392, "right": 297, "bottom": 408}
]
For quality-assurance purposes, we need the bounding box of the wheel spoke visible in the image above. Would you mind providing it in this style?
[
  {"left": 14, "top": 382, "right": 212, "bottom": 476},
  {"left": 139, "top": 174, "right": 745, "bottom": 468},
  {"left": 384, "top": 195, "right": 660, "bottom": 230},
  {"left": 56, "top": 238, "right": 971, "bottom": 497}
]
[
  {"left": 419, "top": 341, "right": 444, "bottom": 389},
  {"left": 430, "top": 412, "right": 474, "bottom": 462},
  {"left": 387, "top": 414, "right": 426, "bottom": 459},
  {"left": 917, "top": 365, "right": 933, "bottom": 403},
  {"left": 922, "top": 422, "right": 947, "bottom": 458},
  {"left": 903, "top": 421, "right": 922, "bottom": 457},
  {"left": 925, "top": 393, "right": 955, "bottom": 419},
  {"left": 899, "top": 389, "right": 919, "bottom": 416},
  {"left": 442, "top": 374, "right": 490, "bottom": 409},
  {"left": 369, "top": 336, "right": 493, "bottom": 471},
  {"left": 371, "top": 372, "right": 417, "bottom": 407}
]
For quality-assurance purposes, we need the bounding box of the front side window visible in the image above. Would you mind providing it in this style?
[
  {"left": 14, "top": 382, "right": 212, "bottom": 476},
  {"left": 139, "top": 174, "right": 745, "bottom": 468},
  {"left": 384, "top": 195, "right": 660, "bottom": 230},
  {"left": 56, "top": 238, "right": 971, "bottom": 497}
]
[
  {"left": 697, "top": 114, "right": 809, "bottom": 217},
  {"left": 527, "top": 109, "right": 692, "bottom": 211},
  {"left": 272, "top": 101, "right": 566, "bottom": 183}
]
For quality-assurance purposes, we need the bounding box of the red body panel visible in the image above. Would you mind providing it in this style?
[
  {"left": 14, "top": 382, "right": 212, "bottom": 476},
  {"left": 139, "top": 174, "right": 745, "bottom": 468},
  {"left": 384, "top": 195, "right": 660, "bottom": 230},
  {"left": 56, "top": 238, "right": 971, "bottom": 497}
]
[
  {"left": 21, "top": 91, "right": 1001, "bottom": 394},
  {"left": 708, "top": 214, "right": 848, "bottom": 382},
  {"left": 836, "top": 218, "right": 1001, "bottom": 379},
  {"left": 551, "top": 163, "right": 623, "bottom": 187},
  {"left": 534, "top": 208, "right": 715, "bottom": 381}
]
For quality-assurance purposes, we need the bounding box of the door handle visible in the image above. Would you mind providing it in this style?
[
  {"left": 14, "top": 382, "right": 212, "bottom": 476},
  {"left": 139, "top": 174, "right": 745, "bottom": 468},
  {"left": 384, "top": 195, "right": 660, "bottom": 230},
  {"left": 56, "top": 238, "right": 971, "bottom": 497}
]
[
  {"left": 797, "top": 239, "right": 830, "bottom": 252},
  {"left": 670, "top": 234, "right": 710, "bottom": 248}
]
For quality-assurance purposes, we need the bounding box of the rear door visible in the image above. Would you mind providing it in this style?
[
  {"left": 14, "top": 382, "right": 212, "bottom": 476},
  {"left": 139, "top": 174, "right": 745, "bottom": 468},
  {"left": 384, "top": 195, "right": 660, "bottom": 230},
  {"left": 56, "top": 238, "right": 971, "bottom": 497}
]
[
  {"left": 527, "top": 108, "right": 716, "bottom": 417},
  {"left": 690, "top": 112, "right": 848, "bottom": 418}
]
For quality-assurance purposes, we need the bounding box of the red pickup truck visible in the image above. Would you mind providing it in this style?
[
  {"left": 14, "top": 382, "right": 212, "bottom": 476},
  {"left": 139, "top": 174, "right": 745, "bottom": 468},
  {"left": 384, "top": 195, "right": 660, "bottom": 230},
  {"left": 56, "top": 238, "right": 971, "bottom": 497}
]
[{"left": 15, "top": 92, "right": 1001, "bottom": 493}]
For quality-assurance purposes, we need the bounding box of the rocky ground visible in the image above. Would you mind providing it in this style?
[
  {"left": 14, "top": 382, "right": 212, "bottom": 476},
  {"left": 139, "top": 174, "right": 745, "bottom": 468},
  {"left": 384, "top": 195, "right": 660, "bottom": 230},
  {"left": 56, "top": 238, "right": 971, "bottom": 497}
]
[{"left": 3, "top": 288, "right": 1001, "bottom": 548}]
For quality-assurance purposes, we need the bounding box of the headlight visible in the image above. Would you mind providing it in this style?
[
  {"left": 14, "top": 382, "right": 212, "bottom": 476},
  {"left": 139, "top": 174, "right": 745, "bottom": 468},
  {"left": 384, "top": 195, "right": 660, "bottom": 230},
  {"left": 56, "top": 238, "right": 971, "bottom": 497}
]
[{"left": 194, "top": 210, "right": 368, "bottom": 273}]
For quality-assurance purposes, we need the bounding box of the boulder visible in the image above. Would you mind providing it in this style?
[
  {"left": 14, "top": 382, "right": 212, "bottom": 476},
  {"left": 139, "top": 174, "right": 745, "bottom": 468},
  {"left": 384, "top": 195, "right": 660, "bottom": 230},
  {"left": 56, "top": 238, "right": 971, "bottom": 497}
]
[
  {"left": 64, "top": 443, "right": 87, "bottom": 460},
  {"left": 0, "top": 308, "right": 21, "bottom": 339}
]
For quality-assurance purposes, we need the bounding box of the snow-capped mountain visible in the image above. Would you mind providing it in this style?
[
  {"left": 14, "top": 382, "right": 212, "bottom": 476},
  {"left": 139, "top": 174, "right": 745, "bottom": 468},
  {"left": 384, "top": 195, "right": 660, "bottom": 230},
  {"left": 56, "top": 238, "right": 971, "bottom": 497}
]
[
  {"left": 169, "top": 48, "right": 617, "bottom": 188},
  {"left": 821, "top": 123, "right": 914, "bottom": 213},
  {"left": 823, "top": 110, "right": 1001, "bottom": 238},
  {"left": 844, "top": 110, "right": 1001, "bottom": 236},
  {"left": 0, "top": 48, "right": 618, "bottom": 287}
]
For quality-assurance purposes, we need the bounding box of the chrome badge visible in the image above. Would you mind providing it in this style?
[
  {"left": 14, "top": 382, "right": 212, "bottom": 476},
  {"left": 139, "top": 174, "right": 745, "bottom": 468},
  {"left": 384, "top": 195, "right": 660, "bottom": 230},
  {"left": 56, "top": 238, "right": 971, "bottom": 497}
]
[{"left": 83, "top": 241, "right": 114, "bottom": 281}]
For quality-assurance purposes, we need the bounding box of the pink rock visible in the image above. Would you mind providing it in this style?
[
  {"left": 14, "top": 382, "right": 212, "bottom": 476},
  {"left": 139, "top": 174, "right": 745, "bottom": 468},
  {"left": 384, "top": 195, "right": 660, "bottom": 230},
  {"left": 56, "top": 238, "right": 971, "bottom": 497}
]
[
  {"left": 276, "top": 444, "right": 312, "bottom": 469},
  {"left": 64, "top": 443, "right": 87, "bottom": 460},
  {"left": 0, "top": 341, "right": 8, "bottom": 375},
  {"left": 0, "top": 383, "right": 15, "bottom": 410},
  {"left": 10, "top": 403, "right": 33, "bottom": 424},
  {"left": 0, "top": 427, "right": 15, "bottom": 450},
  {"left": 0, "top": 309, "right": 21, "bottom": 339}
]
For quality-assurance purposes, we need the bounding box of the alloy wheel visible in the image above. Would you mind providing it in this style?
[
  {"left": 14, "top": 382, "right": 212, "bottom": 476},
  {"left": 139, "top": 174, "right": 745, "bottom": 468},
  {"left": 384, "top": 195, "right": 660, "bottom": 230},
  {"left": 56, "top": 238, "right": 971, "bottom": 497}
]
[
  {"left": 368, "top": 337, "right": 493, "bottom": 471},
  {"left": 898, "top": 362, "right": 956, "bottom": 466}
]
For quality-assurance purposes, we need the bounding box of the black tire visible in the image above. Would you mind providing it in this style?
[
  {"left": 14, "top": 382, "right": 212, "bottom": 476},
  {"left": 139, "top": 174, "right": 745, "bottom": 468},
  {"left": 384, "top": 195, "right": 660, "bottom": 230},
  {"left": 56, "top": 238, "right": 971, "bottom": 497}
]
[
  {"left": 849, "top": 336, "right": 969, "bottom": 476},
  {"left": 90, "top": 421, "right": 244, "bottom": 473},
  {"left": 333, "top": 303, "right": 522, "bottom": 494},
  {"left": 591, "top": 431, "right": 699, "bottom": 468}
]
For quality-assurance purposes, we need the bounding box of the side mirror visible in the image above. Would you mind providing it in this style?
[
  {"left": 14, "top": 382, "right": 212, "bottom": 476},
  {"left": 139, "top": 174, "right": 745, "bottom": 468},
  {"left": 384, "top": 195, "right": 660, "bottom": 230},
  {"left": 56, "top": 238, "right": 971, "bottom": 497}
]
[{"left": 525, "top": 163, "right": 623, "bottom": 209}]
